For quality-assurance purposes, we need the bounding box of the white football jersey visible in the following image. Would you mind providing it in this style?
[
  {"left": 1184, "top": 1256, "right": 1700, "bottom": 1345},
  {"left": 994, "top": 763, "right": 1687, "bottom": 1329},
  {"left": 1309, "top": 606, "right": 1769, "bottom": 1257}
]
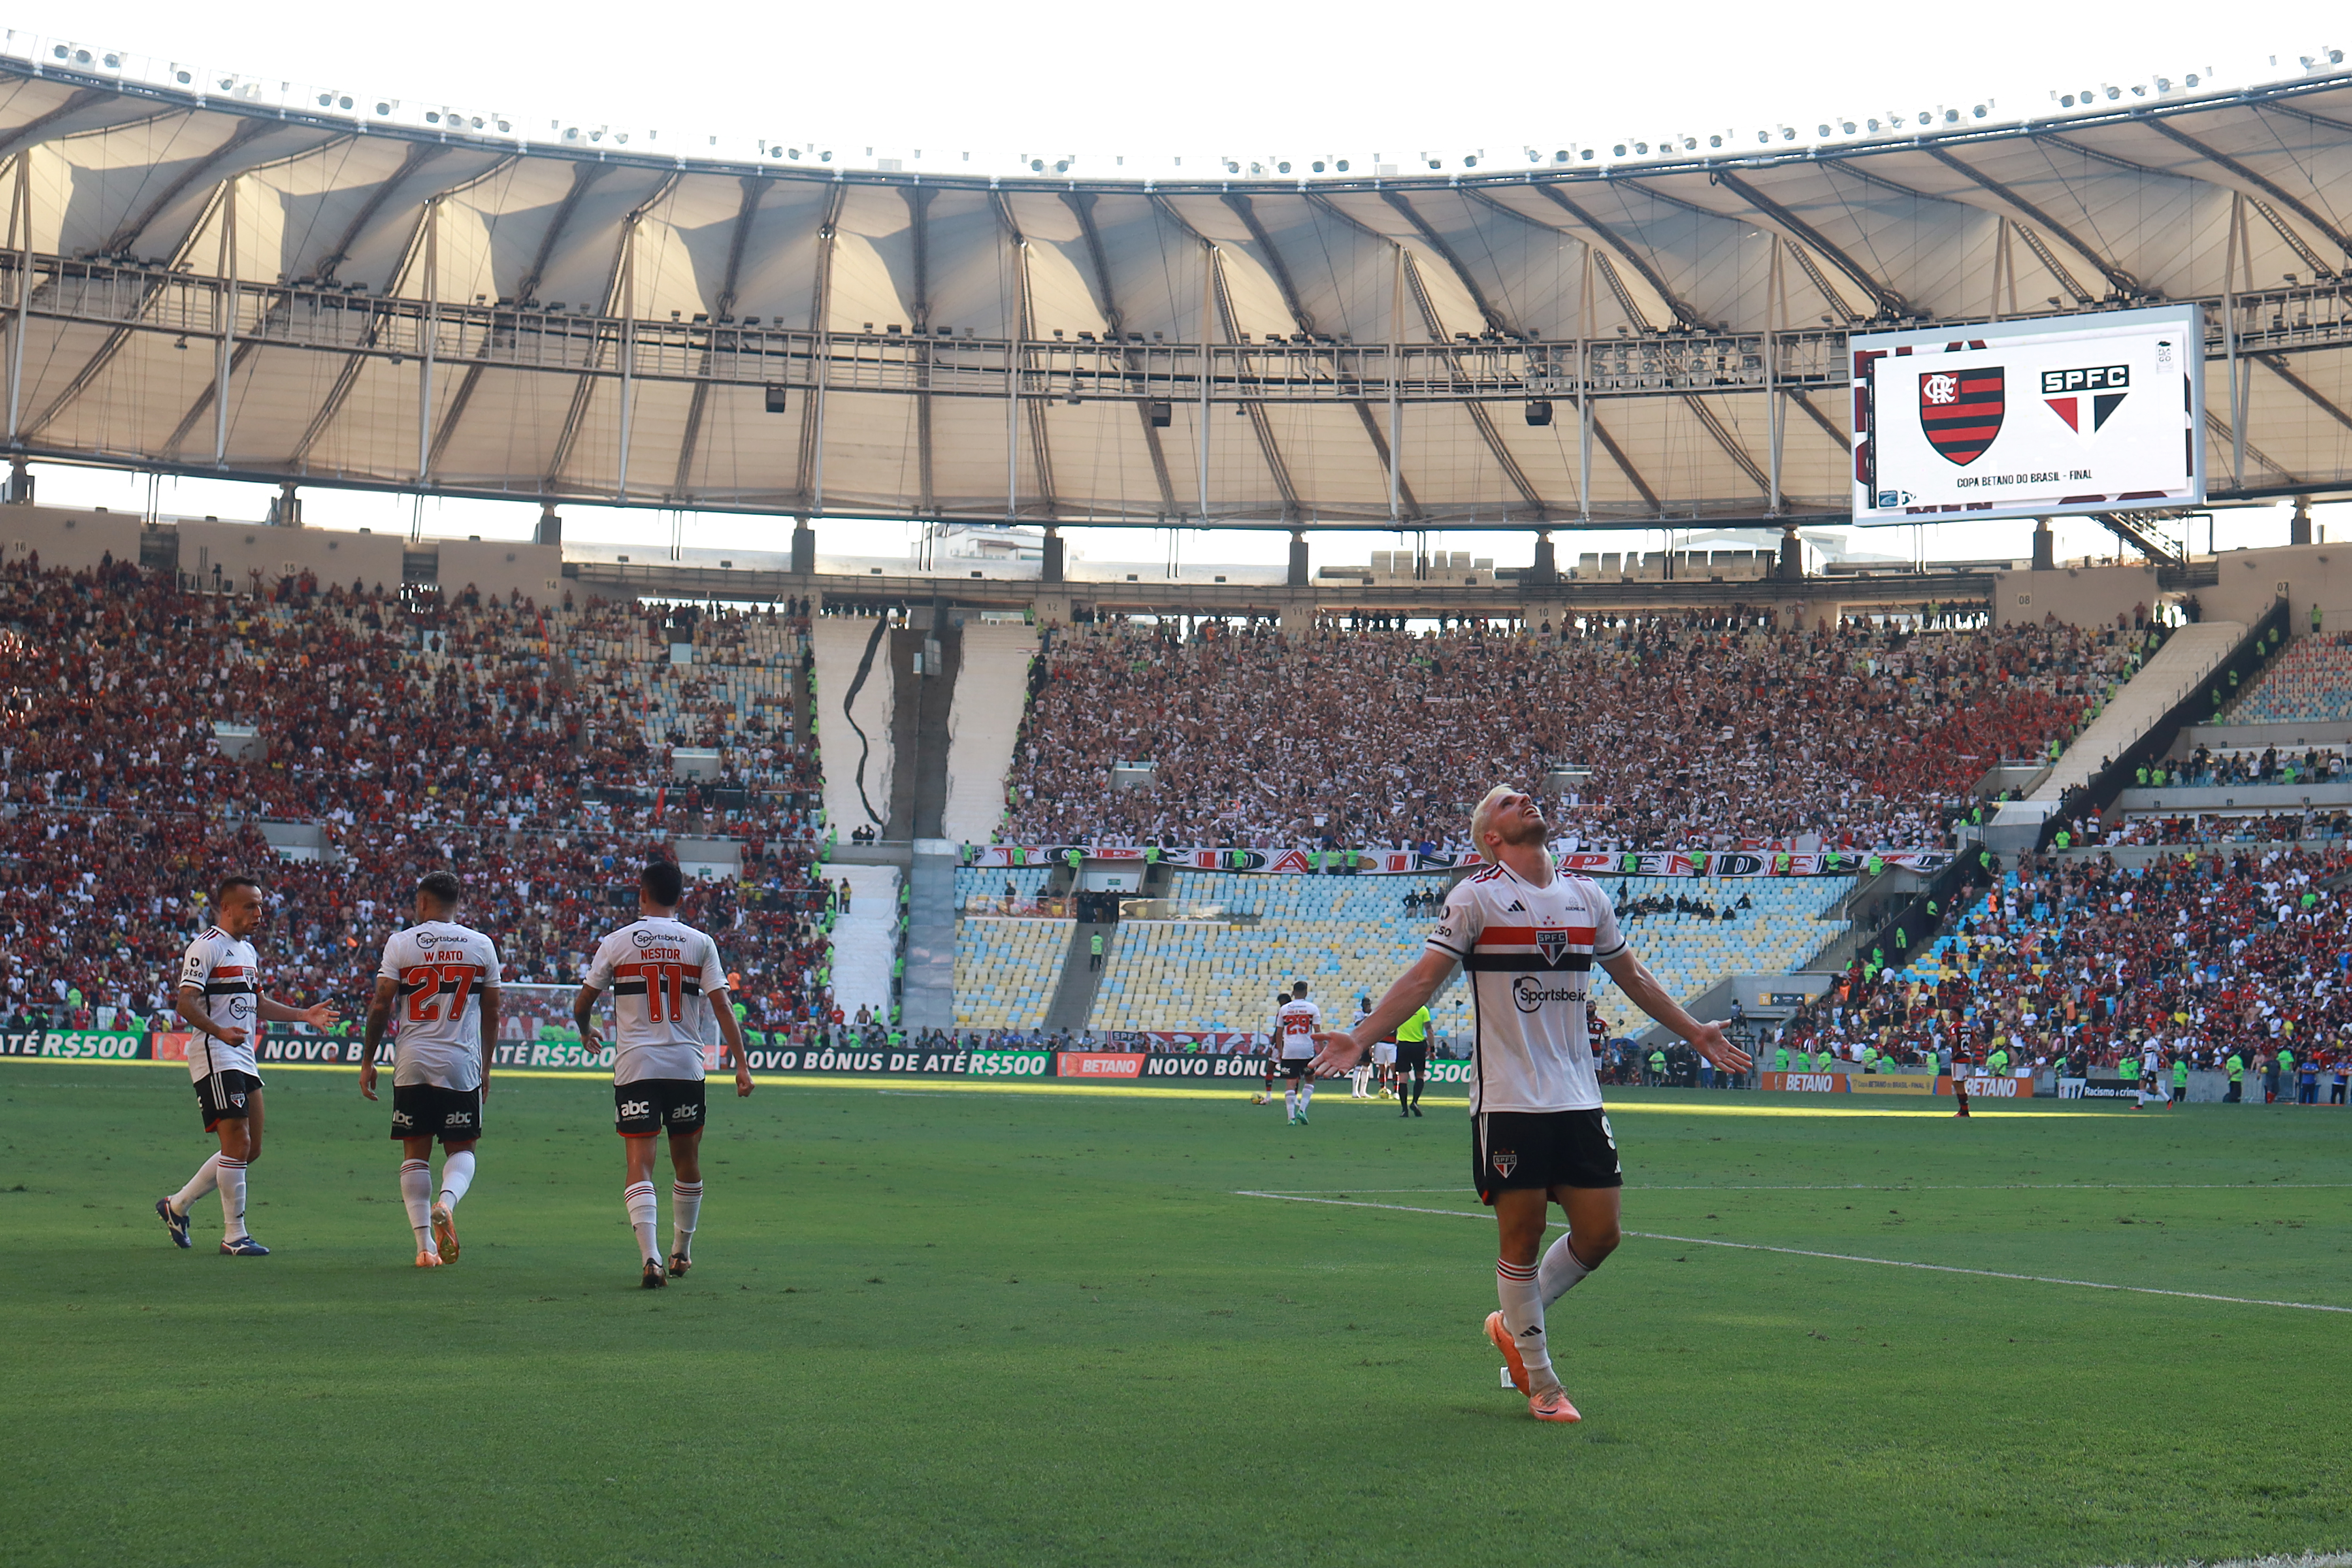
[
  {"left": 176, "top": 926, "right": 263, "bottom": 1084},
  {"left": 1425, "top": 862, "right": 1625, "bottom": 1114},
  {"left": 1277, "top": 998, "right": 1322, "bottom": 1058},
  {"left": 377, "top": 921, "right": 500, "bottom": 1089},
  {"left": 583, "top": 916, "right": 730, "bottom": 1084}
]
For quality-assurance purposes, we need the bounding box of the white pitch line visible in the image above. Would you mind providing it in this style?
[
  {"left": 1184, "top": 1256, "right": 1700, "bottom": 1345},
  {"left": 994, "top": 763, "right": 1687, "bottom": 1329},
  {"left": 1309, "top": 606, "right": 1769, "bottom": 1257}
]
[
  {"left": 1258, "top": 1183, "right": 2352, "bottom": 1194},
  {"left": 1235, "top": 1191, "right": 2352, "bottom": 1317}
]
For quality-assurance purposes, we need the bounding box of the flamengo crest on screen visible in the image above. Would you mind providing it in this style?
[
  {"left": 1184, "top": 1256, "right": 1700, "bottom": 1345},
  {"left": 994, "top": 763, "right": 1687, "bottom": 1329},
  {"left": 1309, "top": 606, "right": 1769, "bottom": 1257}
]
[{"left": 1918, "top": 367, "right": 2005, "bottom": 465}]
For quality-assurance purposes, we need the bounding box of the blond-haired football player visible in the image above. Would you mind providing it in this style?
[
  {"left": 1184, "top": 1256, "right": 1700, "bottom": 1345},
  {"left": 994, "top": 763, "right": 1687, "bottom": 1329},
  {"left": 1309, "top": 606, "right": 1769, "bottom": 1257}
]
[{"left": 1313, "top": 786, "right": 1749, "bottom": 1422}]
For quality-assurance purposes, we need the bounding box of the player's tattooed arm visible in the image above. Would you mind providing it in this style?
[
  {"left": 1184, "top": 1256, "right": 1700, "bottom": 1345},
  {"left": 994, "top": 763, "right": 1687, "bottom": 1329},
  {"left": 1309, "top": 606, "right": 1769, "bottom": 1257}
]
[
  {"left": 1599, "top": 950, "right": 1751, "bottom": 1074},
  {"left": 358, "top": 974, "right": 399, "bottom": 1101},
  {"left": 1312, "top": 949, "right": 1456, "bottom": 1077}
]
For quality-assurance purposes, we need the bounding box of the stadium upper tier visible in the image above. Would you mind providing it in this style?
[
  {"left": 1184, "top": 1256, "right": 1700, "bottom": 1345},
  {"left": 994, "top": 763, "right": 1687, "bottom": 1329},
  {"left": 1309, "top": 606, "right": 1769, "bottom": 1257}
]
[
  {"left": 1008, "top": 615, "right": 2139, "bottom": 848},
  {"left": 0, "top": 558, "right": 832, "bottom": 1028},
  {"left": 5, "top": 46, "right": 2352, "bottom": 523}
]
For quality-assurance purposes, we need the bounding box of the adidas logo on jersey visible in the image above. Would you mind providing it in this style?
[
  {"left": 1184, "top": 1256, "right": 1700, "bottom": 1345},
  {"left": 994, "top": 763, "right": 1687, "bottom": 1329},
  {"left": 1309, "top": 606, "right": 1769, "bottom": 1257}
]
[{"left": 1505, "top": 900, "right": 1526, "bottom": 911}]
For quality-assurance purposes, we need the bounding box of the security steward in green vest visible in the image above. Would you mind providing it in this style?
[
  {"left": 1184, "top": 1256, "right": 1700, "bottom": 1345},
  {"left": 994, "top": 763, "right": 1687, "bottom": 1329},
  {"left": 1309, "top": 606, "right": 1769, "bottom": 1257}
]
[{"left": 1394, "top": 1004, "right": 1433, "bottom": 1117}]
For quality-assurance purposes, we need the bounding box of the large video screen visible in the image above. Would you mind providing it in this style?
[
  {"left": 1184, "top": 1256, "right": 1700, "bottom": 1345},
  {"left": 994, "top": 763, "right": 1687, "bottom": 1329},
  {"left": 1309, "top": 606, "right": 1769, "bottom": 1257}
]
[{"left": 1850, "top": 304, "right": 2204, "bottom": 524}]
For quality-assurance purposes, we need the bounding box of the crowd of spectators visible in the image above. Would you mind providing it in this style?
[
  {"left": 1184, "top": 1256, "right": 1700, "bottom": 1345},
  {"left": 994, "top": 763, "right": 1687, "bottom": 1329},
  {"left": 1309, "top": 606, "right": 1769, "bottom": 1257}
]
[
  {"left": 2152, "top": 744, "right": 2347, "bottom": 790},
  {"left": 0, "top": 556, "right": 833, "bottom": 1033},
  {"left": 2100, "top": 810, "right": 2352, "bottom": 847},
  {"left": 1775, "top": 843, "right": 2352, "bottom": 1084},
  {"left": 1004, "top": 611, "right": 2144, "bottom": 851}
]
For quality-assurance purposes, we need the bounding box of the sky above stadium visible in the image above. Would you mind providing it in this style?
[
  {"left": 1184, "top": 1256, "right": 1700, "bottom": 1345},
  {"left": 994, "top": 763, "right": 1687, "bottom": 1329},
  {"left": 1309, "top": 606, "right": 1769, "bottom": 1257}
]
[{"left": 12, "top": 0, "right": 2350, "bottom": 569}]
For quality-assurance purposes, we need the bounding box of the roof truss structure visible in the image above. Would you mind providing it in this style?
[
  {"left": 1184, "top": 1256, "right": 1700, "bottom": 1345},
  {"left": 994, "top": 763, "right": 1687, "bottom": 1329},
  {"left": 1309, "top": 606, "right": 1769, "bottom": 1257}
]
[{"left": 4, "top": 59, "right": 2352, "bottom": 526}]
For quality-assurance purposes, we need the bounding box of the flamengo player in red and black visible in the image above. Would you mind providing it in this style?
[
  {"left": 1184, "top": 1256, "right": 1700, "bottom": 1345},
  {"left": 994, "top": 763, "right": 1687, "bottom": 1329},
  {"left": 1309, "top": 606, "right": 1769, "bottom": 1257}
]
[
  {"left": 574, "top": 859, "right": 753, "bottom": 1289},
  {"left": 1313, "top": 786, "right": 1749, "bottom": 1423},
  {"left": 156, "top": 875, "right": 340, "bottom": 1255}
]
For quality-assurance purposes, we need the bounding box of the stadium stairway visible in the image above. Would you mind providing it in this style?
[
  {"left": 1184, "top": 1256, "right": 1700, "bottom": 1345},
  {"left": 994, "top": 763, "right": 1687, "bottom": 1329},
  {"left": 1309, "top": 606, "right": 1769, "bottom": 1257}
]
[
  {"left": 902, "top": 843, "right": 960, "bottom": 1029},
  {"left": 887, "top": 624, "right": 960, "bottom": 842},
  {"left": 1044, "top": 921, "right": 1114, "bottom": 1030},
  {"left": 942, "top": 621, "right": 1037, "bottom": 848},
  {"left": 813, "top": 616, "right": 896, "bottom": 840},
  {"left": 828, "top": 864, "right": 902, "bottom": 1021},
  {"left": 2030, "top": 620, "right": 2245, "bottom": 801}
]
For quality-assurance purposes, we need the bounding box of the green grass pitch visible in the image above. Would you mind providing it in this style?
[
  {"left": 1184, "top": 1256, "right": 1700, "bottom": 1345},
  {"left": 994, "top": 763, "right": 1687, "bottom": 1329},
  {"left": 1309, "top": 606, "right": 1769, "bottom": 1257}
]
[{"left": 4, "top": 1063, "right": 2348, "bottom": 1568}]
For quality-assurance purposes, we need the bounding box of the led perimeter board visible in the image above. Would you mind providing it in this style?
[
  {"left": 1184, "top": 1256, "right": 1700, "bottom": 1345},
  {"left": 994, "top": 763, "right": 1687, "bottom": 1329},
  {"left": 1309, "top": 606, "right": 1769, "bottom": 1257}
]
[{"left": 1849, "top": 304, "right": 2204, "bottom": 524}]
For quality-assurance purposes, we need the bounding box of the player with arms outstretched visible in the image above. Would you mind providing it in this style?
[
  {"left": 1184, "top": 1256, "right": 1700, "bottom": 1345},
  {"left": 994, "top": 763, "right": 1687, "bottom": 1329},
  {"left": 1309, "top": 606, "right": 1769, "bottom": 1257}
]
[
  {"left": 1313, "top": 787, "right": 1749, "bottom": 1423},
  {"left": 1277, "top": 981, "right": 1321, "bottom": 1124},
  {"left": 359, "top": 871, "right": 500, "bottom": 1268},
  {"left": 155, "top": 875, "right": 339, "bottom": 1255},
  {"left": 574, "top": 859, "right": 754, "bottom": 1288}
]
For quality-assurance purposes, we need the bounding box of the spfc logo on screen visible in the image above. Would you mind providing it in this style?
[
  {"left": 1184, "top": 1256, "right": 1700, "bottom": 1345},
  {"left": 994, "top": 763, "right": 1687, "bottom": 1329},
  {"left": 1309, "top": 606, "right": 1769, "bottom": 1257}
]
[{"left": 1918, "top": 366, "right": 2004, "bottom": 466}]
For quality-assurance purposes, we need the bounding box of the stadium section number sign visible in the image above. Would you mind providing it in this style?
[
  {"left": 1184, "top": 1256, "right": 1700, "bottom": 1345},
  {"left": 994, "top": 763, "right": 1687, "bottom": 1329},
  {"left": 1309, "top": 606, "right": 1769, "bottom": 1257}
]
[{"left": 1852, "top": 305, "right": 2203, "bottom": 523}]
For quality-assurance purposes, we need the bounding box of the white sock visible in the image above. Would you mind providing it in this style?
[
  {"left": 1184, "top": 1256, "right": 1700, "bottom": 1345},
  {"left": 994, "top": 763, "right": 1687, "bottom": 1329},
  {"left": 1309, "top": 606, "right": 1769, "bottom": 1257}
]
[
  {"left": 401, "top": 1159, "right": 436, "bottom": 1254},
  {"left": 171, "top": 1153, "right": 221, "bottom": 1216},
  {"left": 671, "top": 1180, "right": 703, "bottom": 1261},
  {"left": 1538, "top": 1232, "right": 1600, "bottom": 1307},
  {"left": 437, "top": 1150, "right": 476, "bottom": 1211},
  {"left": 1284, "top": 1087, "right": 1297, "bottom": 1117},
  {"left": 217, "top": 1159, "right": 250, "bottom": 1241},
  {"left": 1497, "top": 1256, "right": 1555, "bottom": 1388},
  {"left": 1298, "top": 1082, "right": 1314, "bottom": 1112},
  {"left": 624, "top": 1181, "right": 659, "bottom": 1263}
]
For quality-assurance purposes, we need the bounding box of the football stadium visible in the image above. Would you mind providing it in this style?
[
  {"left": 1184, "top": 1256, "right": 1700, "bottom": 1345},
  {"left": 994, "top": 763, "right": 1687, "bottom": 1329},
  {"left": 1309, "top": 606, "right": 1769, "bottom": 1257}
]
[{"left": 7, "top": 17, "right": 2352, "bottom": 1566}]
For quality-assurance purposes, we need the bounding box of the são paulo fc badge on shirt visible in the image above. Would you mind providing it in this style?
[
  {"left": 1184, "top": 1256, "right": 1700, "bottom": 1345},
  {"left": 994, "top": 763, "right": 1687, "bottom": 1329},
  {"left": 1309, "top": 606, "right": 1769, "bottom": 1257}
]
[{"left": 1536, "top": 927, "right": 1569, "bottom": 966}]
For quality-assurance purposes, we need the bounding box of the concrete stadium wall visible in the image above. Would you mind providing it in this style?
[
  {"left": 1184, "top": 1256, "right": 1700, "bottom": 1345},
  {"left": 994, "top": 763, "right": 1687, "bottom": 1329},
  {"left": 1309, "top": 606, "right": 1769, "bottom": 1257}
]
[
  {"left": 1989, "top": 545, "right": 2352, "bottom": 635},
  {"left": 436, "top": 539, "right": 565, "bottom": 606},
  {"left": 2197, "top": 543, "right": 2352, "bottom": 631},
  {"left": 176, "top": 518, "right": 407, "bottom": 593},
  {"left": 0, "top": 505, "right": 145, "bottom": 573},
  {"left": 0, "top": 505, "right": 564, "bottom": 606},
  {"left": 1989, "top": 562, "right": 2167, "bottom": 629}
]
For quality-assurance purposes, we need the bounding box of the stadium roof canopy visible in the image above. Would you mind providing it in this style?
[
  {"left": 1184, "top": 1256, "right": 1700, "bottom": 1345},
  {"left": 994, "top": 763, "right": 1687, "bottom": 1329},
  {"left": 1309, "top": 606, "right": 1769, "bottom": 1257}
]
[{"left": 5, "top": 37, "right": 2352, "bottom": 533}]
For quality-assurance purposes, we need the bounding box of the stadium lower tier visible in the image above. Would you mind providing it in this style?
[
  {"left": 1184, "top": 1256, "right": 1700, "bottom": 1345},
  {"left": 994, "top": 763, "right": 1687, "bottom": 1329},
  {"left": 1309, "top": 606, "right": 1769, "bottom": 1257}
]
[
  {"left": 1083, "top": 872, "right": 1852, "bottom": 1040},
  {"left": 1797, "top": 844, "right": 2350, "bottom": 1070},
  {"left": 2225, "top": 632, "right": 2352, "bottom": 723}
]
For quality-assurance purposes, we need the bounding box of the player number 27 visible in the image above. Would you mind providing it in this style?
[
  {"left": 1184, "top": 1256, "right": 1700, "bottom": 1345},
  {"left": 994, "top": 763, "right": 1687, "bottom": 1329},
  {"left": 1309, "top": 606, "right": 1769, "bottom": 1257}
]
[{"left": 400, "top": 964, "right": 475, "bottom": 1024}]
